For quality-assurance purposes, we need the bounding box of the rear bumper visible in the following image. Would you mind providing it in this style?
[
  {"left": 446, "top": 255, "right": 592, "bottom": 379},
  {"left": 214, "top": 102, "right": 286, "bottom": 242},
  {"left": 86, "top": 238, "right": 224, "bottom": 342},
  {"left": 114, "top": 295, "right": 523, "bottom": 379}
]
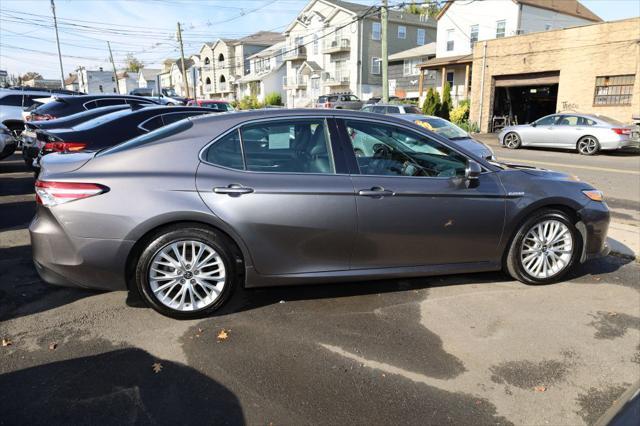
[
  {"left": 577, "top": 200, "right": 611, "bottom": 262},
  {"left": 30, "top": 206, "right": 133, "bottom": 291}
]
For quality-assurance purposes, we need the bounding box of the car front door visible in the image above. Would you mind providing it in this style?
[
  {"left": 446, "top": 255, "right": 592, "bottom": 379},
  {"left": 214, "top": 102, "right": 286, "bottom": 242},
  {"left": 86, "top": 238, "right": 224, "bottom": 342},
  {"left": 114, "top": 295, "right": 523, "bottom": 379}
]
[
  {"left": 528, "top": 114, "right": 560, "bottom": 145},
  {"left": 196, "top": 117, "right": 357, "bottom": 275},
  {"left": 339, "top": 118, "right": 506, "bottom": 268}
]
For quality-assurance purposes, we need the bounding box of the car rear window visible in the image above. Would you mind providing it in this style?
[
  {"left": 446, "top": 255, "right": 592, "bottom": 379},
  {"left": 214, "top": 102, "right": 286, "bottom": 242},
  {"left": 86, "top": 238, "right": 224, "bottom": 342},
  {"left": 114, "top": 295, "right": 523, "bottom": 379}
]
[
  {"left": 328, "top": 96, "right": 339, "bottom": 102},
  {"left": 98, "top": 119, "right": 193, "bottom": 156},
  {"left": 33, "top": 98, "right": 70, "bottom": 114},
  {"left": 0, "top": 94, "right": 24, "bottom": 107}
]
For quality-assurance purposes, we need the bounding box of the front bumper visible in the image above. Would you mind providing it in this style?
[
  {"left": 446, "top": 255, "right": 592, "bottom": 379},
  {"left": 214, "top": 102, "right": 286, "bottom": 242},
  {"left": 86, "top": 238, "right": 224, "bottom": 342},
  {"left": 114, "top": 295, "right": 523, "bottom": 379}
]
[
  {"left": 30, "top": 205, "right": 133, "bottom": 291},
  {"left": 577, "top": 200, "right": 611, "bottom": 262}
]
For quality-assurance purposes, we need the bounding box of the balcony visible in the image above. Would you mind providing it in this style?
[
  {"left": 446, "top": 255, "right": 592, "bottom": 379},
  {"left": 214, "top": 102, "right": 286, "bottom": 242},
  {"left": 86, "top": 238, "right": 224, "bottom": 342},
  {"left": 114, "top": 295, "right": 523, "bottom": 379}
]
[
  {"left": 323, "top": 71, "right": 350, "bottom": 87},
  {"left": 283, "top": 45, "right": 306, "bottom": 61},
  {"left": 282, "top": 75, "right": 306, "bottom": 89},
  {"left": 204, "top": 84, "right": 212, "bottom": 93},
  {"left": 323, "top": 38, "right": 350, "bottom": 54}
]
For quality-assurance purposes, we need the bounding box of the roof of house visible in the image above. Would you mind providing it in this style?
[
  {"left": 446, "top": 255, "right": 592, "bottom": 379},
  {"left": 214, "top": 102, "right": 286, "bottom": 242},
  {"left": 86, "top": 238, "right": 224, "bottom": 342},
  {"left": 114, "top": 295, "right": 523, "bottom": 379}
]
[
  {"left": 171, "top": 59, "right": 194, "bottom": 73},
  {"left": 64, "top": 74, "right": 77, "bottom": 85},
  {"left": 437, "top": 0, "right": 601, "bottom": 22},
  {"left": 418, "top": 54, "right": 473, "bottom": 69},
  {"left": 233, "top": 31, "right": 285, "bottom": 46},
  {"left": 249, "top": 40, "right": 287, "bottom": 59},
  {"left": 139, "top": 68, "right": 161, "bottom": 80},
  {"left": 388, "top": 42, "right": 437, "bottom": 61}
]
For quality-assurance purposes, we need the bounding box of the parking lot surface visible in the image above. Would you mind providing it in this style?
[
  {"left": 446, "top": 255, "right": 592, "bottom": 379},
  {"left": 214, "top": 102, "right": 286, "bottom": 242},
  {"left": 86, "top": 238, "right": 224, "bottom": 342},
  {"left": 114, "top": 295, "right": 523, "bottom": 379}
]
[{"left": 1, "top": 152, "right": 639, "bottom": 425}]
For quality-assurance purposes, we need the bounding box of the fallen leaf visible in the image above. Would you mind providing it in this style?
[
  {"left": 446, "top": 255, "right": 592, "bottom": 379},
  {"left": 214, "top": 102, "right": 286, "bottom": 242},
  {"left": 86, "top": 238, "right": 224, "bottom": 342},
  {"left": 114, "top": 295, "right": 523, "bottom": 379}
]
[
  {"left": 1, "top": 338, "right": 12, "bottom": 347},
  {"left": 217, "top": 329, "right": 229, "bottom": 342},
  {"left": 152, "top": 362, "right": 163, "bottom": 373},
  {"left": 48, "top": 342, "right": 57, "bottom": 351},
  {"left": 534, "top": 386, "right": 546, "bottom": 392}
]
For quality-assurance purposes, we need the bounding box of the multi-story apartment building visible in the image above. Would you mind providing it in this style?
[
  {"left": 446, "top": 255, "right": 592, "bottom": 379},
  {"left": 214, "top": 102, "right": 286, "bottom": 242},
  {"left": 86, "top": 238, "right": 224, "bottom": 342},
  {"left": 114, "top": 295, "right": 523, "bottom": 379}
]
[
  {"left": 282, "top": 0, "right": 436, "bottom": 107},
  {"left": 199, "top": 31, "right": 284, "bottom": 100},
  {"left": 420, "top": 0, "right": 601, "bottom": 105},
  {"left": 76, "top": 67, "right": 118, "bottom": 94},
  {"left": 236, "top": 41, "right": 287, "bottom": 103},
  {"left": 387, "top": 42, "right": 436, "bottom": 99}
]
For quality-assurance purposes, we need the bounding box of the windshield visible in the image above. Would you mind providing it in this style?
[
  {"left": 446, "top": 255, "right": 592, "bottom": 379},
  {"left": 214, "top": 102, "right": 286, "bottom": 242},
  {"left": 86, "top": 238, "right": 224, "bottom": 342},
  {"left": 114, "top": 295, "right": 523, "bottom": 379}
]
[
  {"left": 98, "top": 119, "right": 193, "bottom": 156},
  {"left": 163, "top": 88, "right": 178, "bottom": 97},
  {"left": 415, "top": 117, "right": 468, "bottom": 139}
]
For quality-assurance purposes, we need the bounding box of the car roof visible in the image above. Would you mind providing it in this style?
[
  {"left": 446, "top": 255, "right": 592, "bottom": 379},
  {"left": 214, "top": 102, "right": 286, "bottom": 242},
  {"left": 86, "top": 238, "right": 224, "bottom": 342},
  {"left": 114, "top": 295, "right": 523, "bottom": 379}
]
[
  {"left": 196, "top": 100, "right": 229, "bottom": 103},
  {"left": 54, "top": 94, "right": 159, "bottom": 102},
  {"left": 0, "top": 89, "right": 54, "bottom": 97}
]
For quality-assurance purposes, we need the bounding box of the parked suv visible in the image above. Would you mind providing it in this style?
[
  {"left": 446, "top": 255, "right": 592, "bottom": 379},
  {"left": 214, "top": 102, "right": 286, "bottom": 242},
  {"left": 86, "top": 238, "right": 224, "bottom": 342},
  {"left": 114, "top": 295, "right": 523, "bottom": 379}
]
[
  {"left": 316, "top": 93, "right": 363, "bottom": 110},
  {"left": 129, "top": 88, "right": 188, "bottom": 106},
  {"left": 0, "top": 89, "right": 54, "bottom": 135},
  {"left": 0, "top": 123, "right": 16, "bottom": 160},
  {"left": 25, "top": 94, "right": 159, "bottom": 122},
  {"left": 361, "top": 103, "right": 423, "bottom": 115}
]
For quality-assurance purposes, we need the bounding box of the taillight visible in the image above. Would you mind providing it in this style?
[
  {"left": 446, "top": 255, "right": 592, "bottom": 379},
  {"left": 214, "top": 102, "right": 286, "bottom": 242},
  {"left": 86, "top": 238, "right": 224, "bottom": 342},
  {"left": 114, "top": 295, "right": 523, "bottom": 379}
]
[
  {"left": 324, "top": 102, "right": 332, "bottom": 108},
  {"left": 43, "top": 142, "right": 87, "bottom": 153},
  {"left": 29, "top": 113, "right": 56, "bottom": 121},
  {"left": 612, "top": 128, "right": 631, "bottom": 135},
  {"left": 35, "top": 180, "right": 108, "bottom": 207}
]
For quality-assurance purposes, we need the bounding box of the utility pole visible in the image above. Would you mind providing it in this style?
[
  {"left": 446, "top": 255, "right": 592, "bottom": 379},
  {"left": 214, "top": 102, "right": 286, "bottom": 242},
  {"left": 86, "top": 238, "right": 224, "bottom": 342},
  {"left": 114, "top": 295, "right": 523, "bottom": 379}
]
[
  {"left": 107, "top": 41, "right": 120, "bottom": 94},
  {"left": 381, "top": 0, "right": 389, "bottom": 103},
  {"left": 176, "top": 22, "right": 190, "bottom": 98},
  {"left": 50, "top": 0, "right": 65, "bottom": 89}
]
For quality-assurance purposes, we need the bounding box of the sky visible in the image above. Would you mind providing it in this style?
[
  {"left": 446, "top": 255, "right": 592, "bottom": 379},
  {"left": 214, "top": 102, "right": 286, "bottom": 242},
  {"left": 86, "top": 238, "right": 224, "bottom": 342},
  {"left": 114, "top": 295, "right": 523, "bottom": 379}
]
[{"left": 1, "top": 0, "right": 639, "bottom": 80}]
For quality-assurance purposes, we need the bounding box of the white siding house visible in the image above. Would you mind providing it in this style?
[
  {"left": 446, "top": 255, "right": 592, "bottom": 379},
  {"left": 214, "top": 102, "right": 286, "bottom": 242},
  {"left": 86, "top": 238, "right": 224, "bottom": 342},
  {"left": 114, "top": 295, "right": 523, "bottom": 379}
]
[
  {"left": 236, "top": 41, "right": 286, "bottom": 103},
  {"left": 138, "top": 68, "right": 161, "bottom": 90}
]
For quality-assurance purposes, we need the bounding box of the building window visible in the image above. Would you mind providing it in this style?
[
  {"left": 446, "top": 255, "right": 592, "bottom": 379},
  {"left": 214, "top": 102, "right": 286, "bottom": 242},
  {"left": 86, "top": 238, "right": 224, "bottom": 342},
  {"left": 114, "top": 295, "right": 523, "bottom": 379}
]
[
  {"left": 496, "top": 20, "right": 506, "bottom": 38},
  {"left": 446, "top": 71, "right": 454, "bottom": 88},
  {"left": 470, "top": 24, "right": 479, "bottom": 48},
  {"left": 403, "top": 58, "right": 420, "bottom": 76},
  {"left": 372, "top": 22, "right": 381, "bottom": 41},
  {"left": 398, "top": 25, "right": 406, "bottom": 39},
  {"left": 417, "top": 28, "right": 426, "bottom": 45},
  {"left": 371, "top": 57, "right": 381, "bottom": 75},
  {"left": 313, "top": 34, "right": 319, "bottom": 54},
  {"left": 218, "top": 53, "right": 225, "bottom": 62},
  {"left": 446, "top": 29, "right": 454, "bottom": 51},
  {"left": 594, "top": 75, "right": 635, "bottom": 106}
]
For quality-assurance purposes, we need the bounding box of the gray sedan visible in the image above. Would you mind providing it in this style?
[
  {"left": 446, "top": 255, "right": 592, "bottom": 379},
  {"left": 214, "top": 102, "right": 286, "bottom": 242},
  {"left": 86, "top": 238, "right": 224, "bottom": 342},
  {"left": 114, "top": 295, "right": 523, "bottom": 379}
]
[
  {"left": 32, "top": 109, "right": 609, "bottom": 318},
  {"left": 499, "top": 113, "right": 639, "bottom": 155}
]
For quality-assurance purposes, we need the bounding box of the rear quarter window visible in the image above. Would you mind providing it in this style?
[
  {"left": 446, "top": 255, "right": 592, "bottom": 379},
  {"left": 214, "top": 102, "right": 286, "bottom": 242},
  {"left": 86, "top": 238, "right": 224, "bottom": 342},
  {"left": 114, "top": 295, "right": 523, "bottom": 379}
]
[
  {"left": 0, "top": 94, "right": 24, "bottom": 107},
  {"left": 203, "top": 129, "right": 244, "bottom": 170}
]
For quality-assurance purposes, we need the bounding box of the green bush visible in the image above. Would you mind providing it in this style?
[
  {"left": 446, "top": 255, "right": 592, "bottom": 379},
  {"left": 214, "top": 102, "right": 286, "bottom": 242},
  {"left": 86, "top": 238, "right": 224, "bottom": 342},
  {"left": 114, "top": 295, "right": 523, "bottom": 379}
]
[
  {"left": 421, "top": 88, "right": 440, "bottom": 116},
  {"left": 238, "top": 95, "right": 262, "bottom": 110},
  {"left": 264, "top": 92, "right": 282, "bottom": 106},
  {"left": 438, "top": 83, "right": 451, "bottom": 121},
  {"left": 449, "top": 102, "right": 469, "bottom": 125},
  {"left": 457, "top": 120, "right": 480, "bottom": 133}
]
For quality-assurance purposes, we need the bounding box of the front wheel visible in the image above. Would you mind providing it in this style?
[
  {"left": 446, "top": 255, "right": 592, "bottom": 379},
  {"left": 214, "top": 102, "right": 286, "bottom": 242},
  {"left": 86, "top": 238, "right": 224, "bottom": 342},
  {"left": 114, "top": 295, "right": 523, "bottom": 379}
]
[
  {"left": 503, "top": 132, "right": 521, "bottom": 149},
  {"left": 135, "top": 225, "right": 237, "bottom": 319},
  {"left": 505, "top": 209, "right": 580, "bottom": 285},
  {"left": 577, "top": 136, "right": 600, "bottom": 155}
]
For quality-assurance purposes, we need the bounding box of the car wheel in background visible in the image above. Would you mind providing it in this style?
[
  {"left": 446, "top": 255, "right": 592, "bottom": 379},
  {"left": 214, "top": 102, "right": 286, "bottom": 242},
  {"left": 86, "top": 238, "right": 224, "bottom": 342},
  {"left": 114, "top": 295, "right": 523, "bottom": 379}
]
[
  {"left": 505, "top": 209, "right": 580, "bottom": 285},
  {"left": 135, "top": 224, "right": 237, "bottom": 319},
  {"left": 503, "top": 132, "right": 521, "bottom": 149},
  {"left": 577, "top": 136, "right": 600, "bottom": 155}
]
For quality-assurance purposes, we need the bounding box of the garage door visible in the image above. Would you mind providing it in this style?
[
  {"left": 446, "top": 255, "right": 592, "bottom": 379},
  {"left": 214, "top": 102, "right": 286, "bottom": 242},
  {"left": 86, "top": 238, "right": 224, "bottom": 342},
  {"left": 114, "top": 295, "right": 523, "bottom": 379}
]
[{"left": 494, "top": 71, "right": 560, "bottom": 87}]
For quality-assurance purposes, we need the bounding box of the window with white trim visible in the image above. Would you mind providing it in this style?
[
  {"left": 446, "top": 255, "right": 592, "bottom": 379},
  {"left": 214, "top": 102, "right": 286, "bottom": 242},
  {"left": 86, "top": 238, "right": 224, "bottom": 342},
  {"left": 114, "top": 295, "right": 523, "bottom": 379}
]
[
  {"left": 469, "top": 25, "right": 479, "bottom": 48},
  {"left": 403, "top": 58, "right": 420, "bottom": 76},
  {"left": 371, "top": 57, "right": 381, "bottom": 75},
  {"left": 446, "top": 29, "right": 454, "bottom": 51},
  {"left": 417, "top": 28, "right": 426, "bottom": 45},
  {"left": 372, "top": 22, "right": 381, "bottom": 41},
  {"left": 398, "top": 25, "right": 406, "bottom": 39},
  {"left": 496, "top": 20, "right": 506, "bottom": 38}
]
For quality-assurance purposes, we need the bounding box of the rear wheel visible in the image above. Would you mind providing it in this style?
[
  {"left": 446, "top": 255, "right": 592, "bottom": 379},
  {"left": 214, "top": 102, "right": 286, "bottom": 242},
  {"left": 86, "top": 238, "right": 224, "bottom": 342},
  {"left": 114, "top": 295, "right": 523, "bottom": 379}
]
[
  {"left": 505, "top": 209, "right": 580, "bottom": 285},
  {"left": 135, "top": 225, "right": 237, "bottom": 319},
  {"left": 577, "top": 136, "right": 599, "bottom": 155},
  {"left": 503, "top": 132, "right": 521, "bottom": 149}
]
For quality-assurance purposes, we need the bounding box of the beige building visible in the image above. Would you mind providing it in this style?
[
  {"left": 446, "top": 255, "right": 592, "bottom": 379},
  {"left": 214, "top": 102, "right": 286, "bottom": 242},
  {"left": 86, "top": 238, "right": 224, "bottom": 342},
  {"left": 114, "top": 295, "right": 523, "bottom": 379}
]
[{"left": 468, "top": 18, "right": 640, "bottom": 132}]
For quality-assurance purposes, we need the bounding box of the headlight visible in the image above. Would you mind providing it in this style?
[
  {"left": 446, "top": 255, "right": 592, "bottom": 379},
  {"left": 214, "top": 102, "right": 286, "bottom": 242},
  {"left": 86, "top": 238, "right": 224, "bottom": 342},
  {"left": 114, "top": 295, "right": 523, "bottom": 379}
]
[{"left": 582, "top": 190, "right": 604, "bottom": 202}]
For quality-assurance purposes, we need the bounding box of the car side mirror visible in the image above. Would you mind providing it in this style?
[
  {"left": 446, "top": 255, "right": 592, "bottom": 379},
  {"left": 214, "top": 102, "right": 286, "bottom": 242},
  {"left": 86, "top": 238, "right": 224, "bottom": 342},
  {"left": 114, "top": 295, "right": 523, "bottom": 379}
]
[
  {"left": 531, "top": 122, "right": 537, "bottom": 127},
  {"left": 465, "top": 160, "right": 482, "bottom": 180}
]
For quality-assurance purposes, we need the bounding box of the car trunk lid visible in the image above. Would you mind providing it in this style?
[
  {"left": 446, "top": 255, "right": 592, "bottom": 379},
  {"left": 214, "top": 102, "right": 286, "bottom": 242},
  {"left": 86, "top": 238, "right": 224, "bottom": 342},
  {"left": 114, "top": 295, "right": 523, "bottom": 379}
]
[{"left": 39, "top": 151, "right": 95, "bottom": 176}]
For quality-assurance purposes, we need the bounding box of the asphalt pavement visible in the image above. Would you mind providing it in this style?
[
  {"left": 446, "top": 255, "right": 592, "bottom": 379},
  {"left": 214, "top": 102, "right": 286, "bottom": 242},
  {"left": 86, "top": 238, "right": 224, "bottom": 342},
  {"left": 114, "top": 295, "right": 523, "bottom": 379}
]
[{"left": 1, "top": 152, "right": 639, "bottom": 426}]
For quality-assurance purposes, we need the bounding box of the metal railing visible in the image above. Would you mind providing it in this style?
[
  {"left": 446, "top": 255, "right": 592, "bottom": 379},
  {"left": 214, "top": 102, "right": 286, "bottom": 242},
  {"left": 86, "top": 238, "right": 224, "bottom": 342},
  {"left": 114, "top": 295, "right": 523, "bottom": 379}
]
[
  {"left": 323, "top": 38, "right": 350, "bottom": 52},
  {"left": 282, "top": 75, "right": 306, "bottom": 87},
  {"left": 324, "top": 70, "right": 350, "bottom": 85},
  {"left": 283, "top": 45, "right": 307, "bottom": 60}
]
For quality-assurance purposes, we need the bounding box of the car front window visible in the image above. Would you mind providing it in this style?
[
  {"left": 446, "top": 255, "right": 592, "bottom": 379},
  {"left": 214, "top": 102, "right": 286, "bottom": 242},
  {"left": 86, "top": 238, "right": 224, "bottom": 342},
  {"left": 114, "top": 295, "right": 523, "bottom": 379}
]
[
  {"left": 404, "top": 106, "right": 422, "bottom": 114},
  {"left": 535, "top": 115, "right": 558, "bottom": 126},
  {"left": 345, "top": 119, "right": 468, "bottom": 178}
]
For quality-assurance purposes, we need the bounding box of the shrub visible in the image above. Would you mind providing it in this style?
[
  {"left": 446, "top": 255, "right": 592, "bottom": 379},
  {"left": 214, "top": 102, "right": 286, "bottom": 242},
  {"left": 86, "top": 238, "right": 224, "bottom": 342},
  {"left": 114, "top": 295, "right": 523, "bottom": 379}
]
[
  {"left": 422, "top": 88, "right": 440, "bottom": 116},
  {"left": 264, "top": 92, "right": 282, "bottom": 106},
  {"left": 238, "top": 95, "right": 261, "bottom": 110},
  {"left": 449, "top": 103, "right": 469, "bottom": 125},
  {"left": 458, "top": 121, "right": 480, "bottom": 133},
  {"left": 438, "top": 82, "right": 451, "bottom": 121}
]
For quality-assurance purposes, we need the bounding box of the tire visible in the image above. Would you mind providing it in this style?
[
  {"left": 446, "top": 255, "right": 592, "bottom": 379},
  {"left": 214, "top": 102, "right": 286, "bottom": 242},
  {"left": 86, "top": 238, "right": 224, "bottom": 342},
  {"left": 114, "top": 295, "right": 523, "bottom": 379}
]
[
  {"left": 505, "top": 209, "right": 581, "bottom": 285},
  {"left": 577, "top": 136, "right": 600, "bottom": 155},
  {"left": 135, "top": 224, "right": 238, "bottom": 319},
  {"left": 503, "top": 132, "right": 521, "bottom": 149}
]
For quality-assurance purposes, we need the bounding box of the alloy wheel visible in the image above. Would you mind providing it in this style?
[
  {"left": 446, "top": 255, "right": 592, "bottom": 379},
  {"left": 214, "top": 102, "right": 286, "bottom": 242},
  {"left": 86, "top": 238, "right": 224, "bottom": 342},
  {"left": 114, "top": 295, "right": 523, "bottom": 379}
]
[
  {"left": 148, "top": 240, "right": 226, "bottom": 311},
  {"left": 578, "top": 137, "right": 598, "bottom": 155},
  {"left": 520, "top": 219, "right": 574, "bottom": 280},
  {"left": 504, "top": 133, "right": 520, "bottom": 149}
]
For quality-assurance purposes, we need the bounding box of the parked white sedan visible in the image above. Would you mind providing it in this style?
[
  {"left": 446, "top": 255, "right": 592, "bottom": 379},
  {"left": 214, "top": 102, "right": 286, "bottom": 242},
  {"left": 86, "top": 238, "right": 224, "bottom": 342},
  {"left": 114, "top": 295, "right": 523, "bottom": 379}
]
[{"left": 499, "top": 113, "right": 639, "bottom": 155}]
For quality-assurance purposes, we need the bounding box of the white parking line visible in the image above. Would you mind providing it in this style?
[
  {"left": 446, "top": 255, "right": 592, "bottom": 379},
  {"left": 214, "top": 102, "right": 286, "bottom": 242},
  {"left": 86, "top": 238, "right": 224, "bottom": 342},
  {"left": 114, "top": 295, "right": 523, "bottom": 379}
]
[{"left": 497, "top": 157, "right": 640, "bottom": 175}]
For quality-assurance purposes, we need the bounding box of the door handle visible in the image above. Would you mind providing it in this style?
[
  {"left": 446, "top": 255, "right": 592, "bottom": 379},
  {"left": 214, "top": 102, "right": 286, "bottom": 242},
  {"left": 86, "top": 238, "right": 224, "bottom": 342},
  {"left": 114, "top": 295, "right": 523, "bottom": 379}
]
[
  {"left": 358, "top": 186, "right": 394, "bottom": 197},
  {"left": 213, "top": 184, "right": 254, "bottom": 195}
]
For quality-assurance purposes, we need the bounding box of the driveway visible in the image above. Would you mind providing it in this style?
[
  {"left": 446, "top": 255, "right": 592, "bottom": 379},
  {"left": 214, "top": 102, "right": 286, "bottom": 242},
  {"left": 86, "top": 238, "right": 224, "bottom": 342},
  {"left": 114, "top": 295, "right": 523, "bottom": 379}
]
[{"left": 1, "top": 153, "right": 639, "bottom": 425}]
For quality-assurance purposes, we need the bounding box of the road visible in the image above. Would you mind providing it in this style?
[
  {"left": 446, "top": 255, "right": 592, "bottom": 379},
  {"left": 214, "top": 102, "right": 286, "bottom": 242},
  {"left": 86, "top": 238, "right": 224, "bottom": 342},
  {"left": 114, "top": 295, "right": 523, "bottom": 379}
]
[
  {"left": 476, "top": 133, "right": 640, "bottom": 226},
  {"left": 1, "top": 153, "right": 639, "bottom": 425}
]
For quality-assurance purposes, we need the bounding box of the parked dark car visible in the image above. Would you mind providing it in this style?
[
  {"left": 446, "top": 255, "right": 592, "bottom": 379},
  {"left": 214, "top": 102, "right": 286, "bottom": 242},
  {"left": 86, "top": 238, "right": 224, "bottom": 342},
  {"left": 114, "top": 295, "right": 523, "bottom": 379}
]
[
  {"left": 25, "top": 94, "right": 159, "bottom": 122},
  {"left": 21, "top": 104, "right": 132, "bottom": 167},
  {"left": 27, "top": 106, "right": 214, "bottom": 169},
  {"left": 0, "top": 123, "right": 16, "bottom": 160},
  {"left": 32, "top": 109, "right": 609, "bottom": 319}
]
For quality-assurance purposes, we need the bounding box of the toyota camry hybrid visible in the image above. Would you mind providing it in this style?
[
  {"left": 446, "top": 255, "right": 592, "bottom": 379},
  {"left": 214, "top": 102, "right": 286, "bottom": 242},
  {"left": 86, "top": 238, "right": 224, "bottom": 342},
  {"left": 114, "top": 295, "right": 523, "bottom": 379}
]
[{"left": 31, "top": 109, "right": 610, "bottom": 318}]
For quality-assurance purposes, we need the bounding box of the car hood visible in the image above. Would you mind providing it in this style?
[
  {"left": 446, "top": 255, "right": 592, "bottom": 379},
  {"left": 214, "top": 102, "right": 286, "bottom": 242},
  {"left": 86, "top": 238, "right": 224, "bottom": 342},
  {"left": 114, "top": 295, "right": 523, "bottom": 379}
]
[
  {"left": 497, "top": 161, "right": 581, "bottom": 181},
  {"left": 448, "top": 137, "right": 495, "bottom": 159}
]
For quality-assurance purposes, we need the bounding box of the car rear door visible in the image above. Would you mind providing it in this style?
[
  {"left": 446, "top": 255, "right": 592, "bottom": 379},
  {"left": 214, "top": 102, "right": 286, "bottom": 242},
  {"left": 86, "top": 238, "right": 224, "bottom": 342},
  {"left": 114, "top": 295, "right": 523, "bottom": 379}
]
[
  {"left": 337, "top": 117, "right": 506, "bottom": 268},
  {"left": 196, "top": 116, "right": 357, "bottom": 275}
]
